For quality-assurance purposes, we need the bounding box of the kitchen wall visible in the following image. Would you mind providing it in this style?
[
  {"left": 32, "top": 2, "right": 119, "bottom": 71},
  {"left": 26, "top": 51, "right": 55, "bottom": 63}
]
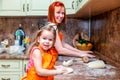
[
  {"left": 0, "top": 17, "right": 89, "bottom": 46},
  {"left": 91, "top": 7, "right": 120, "bottom": 67}
]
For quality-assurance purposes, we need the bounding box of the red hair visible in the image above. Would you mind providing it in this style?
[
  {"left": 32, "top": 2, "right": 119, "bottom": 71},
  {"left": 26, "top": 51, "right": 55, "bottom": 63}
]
[{"left": 48, "top": 1, "right": 66, "bottom": 24}]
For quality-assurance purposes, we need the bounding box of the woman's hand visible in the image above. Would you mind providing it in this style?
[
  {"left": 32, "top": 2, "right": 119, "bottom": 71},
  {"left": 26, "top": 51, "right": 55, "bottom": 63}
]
[{"left": 79, "top": 51, "right": 95, "bottom": 58}]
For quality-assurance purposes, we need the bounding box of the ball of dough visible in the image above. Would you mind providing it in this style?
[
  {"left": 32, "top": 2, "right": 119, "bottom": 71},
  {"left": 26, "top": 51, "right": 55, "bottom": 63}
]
[
  {"left": 63, "top": 67, "right": 73, "bottom": 74},
  {"left": 63, "top": 59, "right": 73, "bottom": 66},
  {"left": 87, "top": 60, "right": 106, "bottom": 69}
]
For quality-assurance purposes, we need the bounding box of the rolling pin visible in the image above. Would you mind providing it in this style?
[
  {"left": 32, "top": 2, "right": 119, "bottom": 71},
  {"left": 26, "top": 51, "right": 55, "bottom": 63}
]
[{"left": 82, "top": 56, "right": 89, "bottom": 63}]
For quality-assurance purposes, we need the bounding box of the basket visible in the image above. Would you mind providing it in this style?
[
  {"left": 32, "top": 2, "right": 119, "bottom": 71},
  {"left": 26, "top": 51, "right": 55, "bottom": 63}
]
[
  {"left": 76, "top": 43, "right": 93, "bottom": 51},
  {"left": 73, "top": 33, "right": 93, "bottom": 51}
]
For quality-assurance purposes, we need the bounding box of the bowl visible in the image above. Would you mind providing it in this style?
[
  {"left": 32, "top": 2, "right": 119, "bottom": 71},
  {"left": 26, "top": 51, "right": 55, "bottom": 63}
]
[
  {"left": 76, "top": 43, "right": 93, "bottom": 51},
  {"left": 73, "top": 33, "right": 93, "bottom": 51}
]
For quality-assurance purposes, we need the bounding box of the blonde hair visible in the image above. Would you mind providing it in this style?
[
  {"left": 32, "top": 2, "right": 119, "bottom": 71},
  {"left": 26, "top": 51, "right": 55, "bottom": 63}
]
[{"left": 26, "top": 25, "right": 56, "bottom": 56}]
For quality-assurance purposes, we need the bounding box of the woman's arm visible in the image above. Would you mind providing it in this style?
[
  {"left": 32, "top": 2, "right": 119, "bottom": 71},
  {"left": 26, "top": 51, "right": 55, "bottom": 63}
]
[
  {"left": 62, "top": 42, "right": 95, "bottom": 57},
  {"left": 32, "top": 49, "right": 65, "bottom": 76},
  {"left": 54, "top": 32, "right": 95, "bottom": 58}
]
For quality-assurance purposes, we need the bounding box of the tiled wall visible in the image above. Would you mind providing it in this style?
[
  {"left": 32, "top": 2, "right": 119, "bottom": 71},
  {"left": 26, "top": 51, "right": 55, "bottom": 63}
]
[{"left": 0, "top": 17, "right": 89, "bottom": 46}]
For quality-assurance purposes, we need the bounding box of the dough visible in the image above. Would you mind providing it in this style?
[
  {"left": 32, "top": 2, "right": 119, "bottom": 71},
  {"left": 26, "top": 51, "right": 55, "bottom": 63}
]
[
  {"left": 63, "top": 67, "right": 73, "bottom": 74},
  {"left": 63, "top": 59, "right": 73, "bottom": 66},
  {"left": 87, "top": 60, "right": 106, "bottom": 69}
]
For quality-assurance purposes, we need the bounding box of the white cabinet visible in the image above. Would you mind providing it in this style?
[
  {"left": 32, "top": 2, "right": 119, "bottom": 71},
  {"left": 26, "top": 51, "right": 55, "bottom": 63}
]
[
  {"left": 75, "top": 0, "right": 89, "bottom": 12},
  {"left": 0, "top": 60, "right": 22, "bottom": 71},
  {"left": 0, "top": 0, "right": 52, "bottom": 16},
  {"left": 0, "top": 72, "right": 22, "bottom": 80},
  {"left": 0, "top": 0, "right": 24, "bottom": 16},
  {"left": 0, "top": 60, "right": 23, "bottom": 80},
  {"left": 22, "top": 60, "right": 28, "bottom": 76},
  {"left": 0, "top": 59, "right": 28, "bottom": 80},
  {"left": 26, "top": 0, "right": 51, "bottom": 16}
]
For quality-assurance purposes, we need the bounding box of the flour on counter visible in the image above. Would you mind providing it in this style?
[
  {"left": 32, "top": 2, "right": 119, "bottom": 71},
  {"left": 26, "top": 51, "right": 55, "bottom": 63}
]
[{"left": 84, "top": 64, "right": 116, "bottom": 77}]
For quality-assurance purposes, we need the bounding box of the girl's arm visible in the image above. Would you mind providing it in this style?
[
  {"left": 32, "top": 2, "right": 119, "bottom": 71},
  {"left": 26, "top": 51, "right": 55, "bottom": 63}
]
[{"left": 32, "top": 49, "right": 65, "bottom": 76}]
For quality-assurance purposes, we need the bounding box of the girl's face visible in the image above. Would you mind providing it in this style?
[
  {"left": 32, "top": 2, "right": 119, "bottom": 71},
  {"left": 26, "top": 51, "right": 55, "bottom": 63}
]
[
  {"left": 39, "top": 30, "right": 54, "bottom": 51},
  {"left": 54, "top": 6, "right": 65, "bottom": 23}
]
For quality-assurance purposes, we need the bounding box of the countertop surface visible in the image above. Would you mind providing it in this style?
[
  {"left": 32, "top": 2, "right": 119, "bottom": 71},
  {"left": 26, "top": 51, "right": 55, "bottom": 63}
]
[
  {"left": 55, "top": 56, "right": 120, "bottom": 80},
  {"left": 0, "top": 52, "right": 29, "bottom": 60}
]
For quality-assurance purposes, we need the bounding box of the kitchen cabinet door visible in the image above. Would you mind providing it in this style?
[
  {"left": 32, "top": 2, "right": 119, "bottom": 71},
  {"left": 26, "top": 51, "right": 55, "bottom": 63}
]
[
  {"left": 27, "top": 0, "right": 51, "bottom": 16},
  {"left": 0, "top": 60, "right": 22, "bottom": 71},
  {"left": 55, "top": 0, "right": 76, "bottom": 14},
  {"left": 0, "top": 60, "right": 23, "bottom": 80},
  {"left": 0, "top": 72, "right": 22, "bottom": 80},
  {"left": 22, "top": 60, "right": 28, "bottom": 76},
  {"left": 0, "top": 0, "right": 26, "bottom": 16},
  {"left": 76, "top": 0, "right": 89, "bottom": 12},
  {"left": 0, "top": 0, "right": 51, "bottom": 16}
]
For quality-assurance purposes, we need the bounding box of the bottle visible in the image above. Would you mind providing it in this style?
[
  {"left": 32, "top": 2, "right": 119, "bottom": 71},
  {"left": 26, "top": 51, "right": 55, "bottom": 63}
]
[
  {"left": 23, "top": 35, "right": 30, "bottom": 50},
  {"left": 14, "top": 24, "right": 25, "bottom": 46}
]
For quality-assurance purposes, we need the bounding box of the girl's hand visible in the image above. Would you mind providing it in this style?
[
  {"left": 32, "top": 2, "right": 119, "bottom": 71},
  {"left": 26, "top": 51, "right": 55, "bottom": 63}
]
[{"left": 55, "top": 65, "right": 67, "bottom": 74}]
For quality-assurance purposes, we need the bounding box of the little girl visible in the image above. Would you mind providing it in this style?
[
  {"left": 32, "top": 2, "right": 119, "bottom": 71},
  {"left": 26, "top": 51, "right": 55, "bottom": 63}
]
[{"left": 21, "top": 25, "right": 66, "bottom": 80}]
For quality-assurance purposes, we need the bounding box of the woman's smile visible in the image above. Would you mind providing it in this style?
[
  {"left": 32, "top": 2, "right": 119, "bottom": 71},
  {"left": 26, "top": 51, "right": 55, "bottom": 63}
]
[{"left": 55, "top": 6, "right": 65, "bottom": 23}]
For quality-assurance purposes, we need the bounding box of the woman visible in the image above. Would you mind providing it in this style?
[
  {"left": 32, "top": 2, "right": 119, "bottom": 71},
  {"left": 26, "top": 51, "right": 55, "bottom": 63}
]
[{"left": 48, "top": 1, "right": 95, "bottom": 58}]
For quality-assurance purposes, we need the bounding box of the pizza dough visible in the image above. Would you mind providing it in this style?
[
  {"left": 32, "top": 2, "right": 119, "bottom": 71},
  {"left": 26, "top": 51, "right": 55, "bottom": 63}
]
[
  {"left": 63, "top": 67, "right": 74, "bottom": 74},
  {"left": 87, "top": 60, "right": 106, "bottom": 69},
  {"left": 63, "top": 59, "right": 73, "bottom": 66}
]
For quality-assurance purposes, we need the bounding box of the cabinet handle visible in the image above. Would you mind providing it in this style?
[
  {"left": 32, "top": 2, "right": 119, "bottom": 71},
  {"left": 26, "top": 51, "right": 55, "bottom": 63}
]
[
  {"left": 2, "top": 78, "right": 10, "bottom": 80},
  {"left": 23, "top": 4, "right": 25, "bottom": 12},
  {"left": 27, "top": 4, "right": 29, "bottom": 12},
  {"left": 77, "top": 0, "right": 79, "bottom": 6},
  {"left": 24, "top": 64, "right": 26, "bottom": 72},
  {"left": 79, "top": 0, "right": 82, "bottom": 2},
  {"left": 1, "top": 65, "right": 10, "bottom": 68},
  {"left": 72, "top": 1, "right": 74, "bottom": 9}
]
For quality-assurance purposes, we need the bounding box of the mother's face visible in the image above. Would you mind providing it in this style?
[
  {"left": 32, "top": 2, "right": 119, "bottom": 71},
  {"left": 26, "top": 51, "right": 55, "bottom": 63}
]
[{"left": 54, "top": 6, "right": 65, "bottom": 24}]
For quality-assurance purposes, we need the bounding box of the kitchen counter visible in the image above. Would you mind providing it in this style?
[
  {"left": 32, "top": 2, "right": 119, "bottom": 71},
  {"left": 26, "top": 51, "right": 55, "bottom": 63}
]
[
  {"left": 55, "top": 56, "right": 120, "bottom": 80},
  {"left": 0, "top": 52, "right": 29, "bottom": 60},
  {"left": 0, "top": 53, "right": 119, "bottom": 80}
]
